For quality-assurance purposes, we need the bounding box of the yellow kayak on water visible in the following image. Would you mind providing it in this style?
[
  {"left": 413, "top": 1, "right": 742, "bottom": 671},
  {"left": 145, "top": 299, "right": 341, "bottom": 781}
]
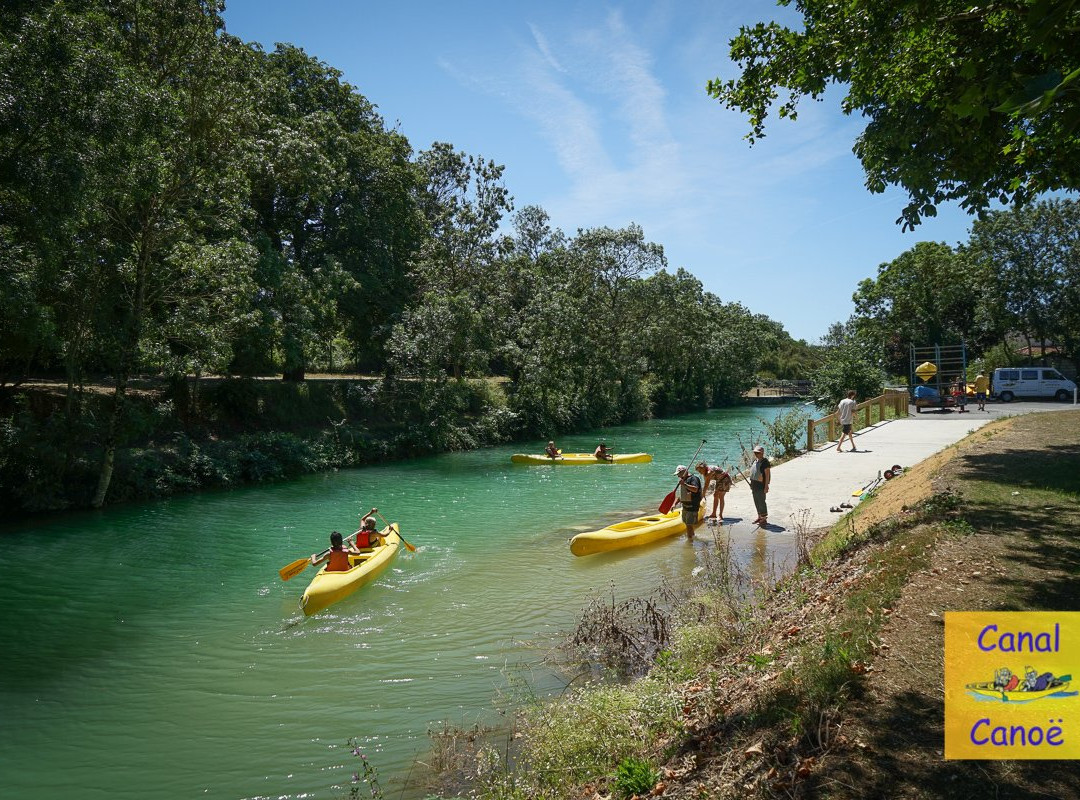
[
  {"left": 570, "top": 506, "right": 705, "bottom": 556},
  {"left": 511, "top": 452, "right": 653, "bottom": 465},
  {"left": 300, "top": 525, "right": 401, "bottom": 616}
]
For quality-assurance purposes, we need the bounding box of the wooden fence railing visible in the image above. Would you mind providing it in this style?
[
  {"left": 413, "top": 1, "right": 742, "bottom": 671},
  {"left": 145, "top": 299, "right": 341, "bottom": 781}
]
[{"left": 805, "top": 389, "right": 909, "bottom": 451}]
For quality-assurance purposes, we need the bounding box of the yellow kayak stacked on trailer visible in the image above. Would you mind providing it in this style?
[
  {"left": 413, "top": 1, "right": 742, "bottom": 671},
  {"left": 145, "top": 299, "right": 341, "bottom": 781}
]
[
  {"left": 511, "top": 452, "right": 653, "bottom": 465},
  {"left": 300, "top": 524, "right": 401, "bottom": 616},
  {"left": 569, "top": 506, "right": 705, "bottom": 556}
]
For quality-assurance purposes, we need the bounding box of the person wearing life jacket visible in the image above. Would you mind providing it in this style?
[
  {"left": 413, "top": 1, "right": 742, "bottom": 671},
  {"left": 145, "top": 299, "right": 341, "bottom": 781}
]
[
  {"left": 673, "top": 465, "right": 702, "bottom": 540},
  {"left": 353, "top": 514, "right": 384, "bottom": 549},
  {"left": 315, "top": 530, "right": 356, "bottom": 572},
  {"left": 545, "top": 441, "right": 561, "bottom": 459}
]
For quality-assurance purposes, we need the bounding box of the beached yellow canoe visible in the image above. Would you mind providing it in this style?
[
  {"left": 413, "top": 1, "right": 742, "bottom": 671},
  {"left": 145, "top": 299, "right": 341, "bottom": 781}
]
[
  {"left": 965, "top": 680, "right": 1071, "bottom": 702},
  {"left": 300, "top": 525, "right": 401, "bottom": 616},
  {"left": 511, "top": 452, "right": 653, "bottom": 465},
  {"left": 569, "top": 506, "right": 705, "bottom": 556}
]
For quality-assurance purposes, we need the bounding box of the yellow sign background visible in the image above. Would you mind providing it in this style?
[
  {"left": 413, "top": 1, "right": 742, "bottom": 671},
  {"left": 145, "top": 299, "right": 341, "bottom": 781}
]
[{"left": 945, "top": 611, "right": 1079, "bottom": 759}]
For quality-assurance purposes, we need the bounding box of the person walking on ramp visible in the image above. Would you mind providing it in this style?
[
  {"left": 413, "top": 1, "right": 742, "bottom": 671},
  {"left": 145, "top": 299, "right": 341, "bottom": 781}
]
[{"left": 836, "top": 390, "right": 857, "bottom": 452}]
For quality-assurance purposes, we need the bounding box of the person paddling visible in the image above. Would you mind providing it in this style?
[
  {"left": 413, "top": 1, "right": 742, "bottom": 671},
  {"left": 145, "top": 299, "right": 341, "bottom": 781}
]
[
  {"left": 313, "top": 510, "right": 384, "bottom": 571},
  {"left": 594, "top": 441, "right": 614, "bottom": 462},
  {"left": 313, "top": 531, "right": 357, "bottom": 572},
  {"left": 352, "top": 511, "right": 386, "bottom": 549},
  {"left": 545, "top": 440, "right": 560, "bottom": 459}
]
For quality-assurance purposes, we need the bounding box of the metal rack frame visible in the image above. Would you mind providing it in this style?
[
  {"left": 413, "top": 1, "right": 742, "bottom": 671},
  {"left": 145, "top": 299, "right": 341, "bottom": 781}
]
[{"left": 909, "top": 342, "right": 968, "bottom": 397}]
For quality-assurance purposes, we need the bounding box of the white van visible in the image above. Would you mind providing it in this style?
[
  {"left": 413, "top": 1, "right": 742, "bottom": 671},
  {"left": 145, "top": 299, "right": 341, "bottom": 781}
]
[{"left": 992, "top": 367, "right": 1077, "bottom": 402}]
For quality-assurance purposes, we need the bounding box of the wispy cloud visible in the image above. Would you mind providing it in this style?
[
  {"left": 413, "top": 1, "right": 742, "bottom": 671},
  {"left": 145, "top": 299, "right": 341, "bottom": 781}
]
[
  {"left": 436, "top": 3, "right": 882, "bottom": 336},
  {"left": 441, "top": 8, "right": 697, "bottom": 232},
  {"left": 527, "top": 22, "right": 564, "bottom": 73}
]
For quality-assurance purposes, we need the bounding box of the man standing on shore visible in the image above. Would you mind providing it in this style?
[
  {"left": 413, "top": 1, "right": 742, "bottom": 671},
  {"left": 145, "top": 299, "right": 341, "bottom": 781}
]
[
  {"left": 836, "top": 390, "right": 857, "bottom": 452},
  {"left": 749, "top": 445, "right": 771, "bottom": 526},
  {"left": 674, "top": 465, "right": 702, "bottom": 540}
]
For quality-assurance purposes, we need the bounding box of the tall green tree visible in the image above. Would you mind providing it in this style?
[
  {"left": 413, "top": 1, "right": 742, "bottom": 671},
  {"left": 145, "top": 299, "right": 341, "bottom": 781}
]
[
  {"left": 966, "top": 198, "right": 1080, "bottom": 368},
  {"left": 708, "top": 1, "right": 1080, "bottom": 229},
  {"left": 241, "top": 44, "right": 422, "bottom": 380},
  {"left": 852, "top": 241, "right": 988, "bottom": 376},
  {"left": 390, "top": 143, "right": 512, "bottom": 381},
  {"left": 810, "top": 321, "right": 885, "bottom": 412},
  {"left": 1, "top": 1, "right": 261, "bottom": 506}
]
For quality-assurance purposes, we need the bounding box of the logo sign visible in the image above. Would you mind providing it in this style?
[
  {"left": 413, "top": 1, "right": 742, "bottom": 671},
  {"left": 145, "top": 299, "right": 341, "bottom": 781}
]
[{"left": 945, "top": 612, "right": 1078, "bottom": 759}]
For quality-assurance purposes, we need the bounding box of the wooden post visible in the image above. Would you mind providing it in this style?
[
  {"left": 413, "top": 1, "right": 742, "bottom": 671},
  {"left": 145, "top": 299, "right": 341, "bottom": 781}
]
[
  {"left": 879, "top": 395, "right": 885, "bottom": 422},
  {"left": 864, "top": 403, "right": 870, "bottom": 428},
  {"left": 828, "top": 417, "right": 836, "bottom": 442},
  {"left": 807, "top": 419, "right": 815, "bottom": 451}
]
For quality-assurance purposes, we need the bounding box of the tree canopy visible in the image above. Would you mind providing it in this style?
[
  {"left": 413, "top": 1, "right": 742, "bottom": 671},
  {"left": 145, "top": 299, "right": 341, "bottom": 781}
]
[
  {"left": 849, "top": 199, "right": 1080, "bottom": 377},
  {"left": 708, "top": 1, "right": 1080, "bottom": 229},
  {"left": 1, "top": 1, "right": 804, "bottom": 507}
]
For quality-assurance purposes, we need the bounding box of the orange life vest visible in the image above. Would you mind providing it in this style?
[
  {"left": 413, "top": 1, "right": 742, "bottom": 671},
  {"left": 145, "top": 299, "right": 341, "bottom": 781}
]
[
  {"left": 326, "top": 548, "right": 352, "bottom": 571},
  {"left": 356, "top": 530, "right": 374, "bottom": 548}
]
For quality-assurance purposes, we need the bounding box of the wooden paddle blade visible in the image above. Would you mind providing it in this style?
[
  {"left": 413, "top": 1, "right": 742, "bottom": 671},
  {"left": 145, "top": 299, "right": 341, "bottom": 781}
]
[
  {"left": 279, "top": 557, "right": 311, "bottom": 581},
  {"left": 658, "top": 489, "right": 677, "bottom": 514}
]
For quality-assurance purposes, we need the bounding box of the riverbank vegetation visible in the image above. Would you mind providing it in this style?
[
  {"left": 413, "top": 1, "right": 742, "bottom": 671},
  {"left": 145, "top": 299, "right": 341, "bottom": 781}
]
[
  {"left": 0, "top": 2, "right": 803, "bottom": 514},
  {"left": 432, "top": 410, "right": 1079, "bottom": 799}
]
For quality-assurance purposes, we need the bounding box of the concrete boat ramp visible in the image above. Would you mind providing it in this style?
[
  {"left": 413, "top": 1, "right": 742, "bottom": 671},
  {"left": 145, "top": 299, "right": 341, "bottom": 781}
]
[{"left": 711, "top": 401, "right": 1077, "bottom": 566}]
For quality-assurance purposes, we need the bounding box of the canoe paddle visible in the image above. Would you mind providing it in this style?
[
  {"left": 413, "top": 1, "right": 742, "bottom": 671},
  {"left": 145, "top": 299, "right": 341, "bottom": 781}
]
[
  {"left": 851, "top": 472, "right": 881, "bottom": 497},
  {"left": 659, "top": 439, "right": 707, "bottom": 514},
  {"left": 277, "top": 508, "right": 378, "bottom": 581},
  {"left": 372, "top": 508, "right": 417, "bottom": 553}
]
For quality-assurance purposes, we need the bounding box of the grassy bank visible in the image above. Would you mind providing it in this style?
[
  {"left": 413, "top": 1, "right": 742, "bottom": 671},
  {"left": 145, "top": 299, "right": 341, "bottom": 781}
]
[{"left": 442, "top": 410, "right": 1080, "bottom": 799}]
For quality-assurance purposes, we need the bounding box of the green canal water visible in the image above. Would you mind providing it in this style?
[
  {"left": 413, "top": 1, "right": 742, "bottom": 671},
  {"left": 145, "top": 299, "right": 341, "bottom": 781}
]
[{"left": 0, "top": 405, "right": 797, "bottom": 799}]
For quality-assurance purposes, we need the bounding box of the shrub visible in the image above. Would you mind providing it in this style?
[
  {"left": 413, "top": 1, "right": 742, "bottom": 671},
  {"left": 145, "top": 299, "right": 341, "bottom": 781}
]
[
  {"left": 612, "top": 757, "right": 660, "bottom": 799},
  {"left": 759, "top": 406, "right": 811, "bottom": 457}
]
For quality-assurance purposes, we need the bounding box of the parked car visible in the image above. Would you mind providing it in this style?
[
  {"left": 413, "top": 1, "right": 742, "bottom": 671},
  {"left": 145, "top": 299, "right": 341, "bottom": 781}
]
[{"left": 992, "top": 367, "right": 1077, "bottom": 402}]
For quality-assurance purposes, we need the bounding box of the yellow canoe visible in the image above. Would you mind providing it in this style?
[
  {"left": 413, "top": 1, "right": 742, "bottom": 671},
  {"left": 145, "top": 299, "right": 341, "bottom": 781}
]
[
  {"left": 965, "top": 680, "right": 1071, "bottom": 702},
  {"left": 511, "top": 452, "right": 653, "bottom": 465},
  {"left": 570, "top": 506, "right": 705, "bottom": 556},
  {"left": 300, "top": 525, "right": 401, "bottom": 616}
]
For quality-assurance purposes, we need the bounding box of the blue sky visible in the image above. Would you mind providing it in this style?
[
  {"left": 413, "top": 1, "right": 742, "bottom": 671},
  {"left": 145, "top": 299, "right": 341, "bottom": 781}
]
[{"left": 223, "top": 0, "right": 985, "bottom": 343}]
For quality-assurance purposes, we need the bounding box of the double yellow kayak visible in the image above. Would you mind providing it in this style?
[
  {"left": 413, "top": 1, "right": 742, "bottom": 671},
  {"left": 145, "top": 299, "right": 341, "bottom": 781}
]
[
  {"left": 965, "top": 680, "right": 1071, "bottom": 702},
  {"left": 511, "top": 452, "right": 653, "bottom": 465},
  {"left": 570, "top": 506, "right": 705, "bottom": 556},
  {"left": 300, "top": 525, "right": 401, "bottom": 616}
]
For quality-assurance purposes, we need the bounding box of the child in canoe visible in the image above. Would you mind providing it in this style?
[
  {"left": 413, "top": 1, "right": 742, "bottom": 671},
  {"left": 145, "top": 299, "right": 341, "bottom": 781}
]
[
  {"left": 314, "top": 531, "right": 357, "bottom": 572},
  {"left": 353, "top": 512, "right": 385, "bottom": 549},
  {"left": 314, "top": 511, "right": 384, "bottom": 571}
]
